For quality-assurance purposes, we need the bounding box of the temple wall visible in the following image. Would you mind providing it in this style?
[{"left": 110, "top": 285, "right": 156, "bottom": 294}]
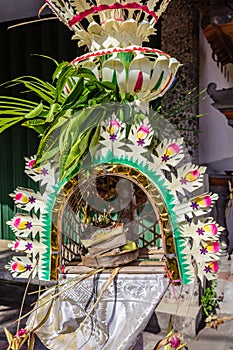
[
  {"left": 199, "top": 28, "right": 233, "bottom": 167},
  {"left": 161, "top": 0, "right": 233, "bottom": 169},
  {"left": 161, "top": 0, "right": 200, "bottom": 162}
]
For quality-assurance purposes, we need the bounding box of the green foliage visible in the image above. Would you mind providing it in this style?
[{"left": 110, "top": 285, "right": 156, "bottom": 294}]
[
  {"left": 201, "top": 282, "right": 219, "bottom": 317},
  {"left": 0, "top": 57, "right": 205, "bottom": 180},
  {"left": 0, "top": 60, "right": 136, "bottom": 179}
]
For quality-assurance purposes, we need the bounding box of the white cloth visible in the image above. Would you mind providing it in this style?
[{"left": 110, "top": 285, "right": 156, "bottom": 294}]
[{"left": 27, "top": 273, "right": 168, "bottom": 350}]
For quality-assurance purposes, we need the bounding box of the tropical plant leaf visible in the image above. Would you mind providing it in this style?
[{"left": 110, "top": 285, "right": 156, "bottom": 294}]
[
  {"left": 52, "top": 61, "right": 69, "bottom": 82},
  {"left": 0, "top": 117, "right": 24, "bottom": 132},
  {"left": 49, "top": 105, "right": 104, "bottom": 178},
  {"left": 59, "top": 108, "right": 88, "bottom": 143},
  {"left": 61, "top": 125, "right": 101, "bottom": 179},
  {"left": 12, "top": 75, "right": 56, "bottom": 93},
  {"left": 61, "top": 77, "right": 84, "bottom": 110},
  {"left": 24, "top": 102, "right": 44, "bottom": 119},
  {"left": 88, "top": 91, "right": 112, "bottom": 106},
  {"left": 2, "top": 61, "right": 204, "bottom": 180},
  {"left": 0, "top": 96, "right": 38, "bottom": 107},
  {"left": 54, "top": 65, "right": 77, "bottom": 103},
  {"left": 75, "top": 67, "right": 98, "bottom": 81},
  {"left": 158, "top": 84, "right": 206, "bottom": 119},
  {"left": 72, "top": 88, "right": 96, "bottom": 109},
  {"left": 63, "top": 104, "right": 105, "bottom": 140},
  {"left": 0, "top": 110, "right": 31, "bottom": 116},
  {"left": 96, "top": 81, "right": 117, "bottom": 90},
  {"left": 0, "top": 107, "right": 32, "bottom": 114},
  {"left": 58, "top": 118, "right": 76, "bottom": 174},
  {"left": 31, "top": 53, "right": 59, "bottom": 67},
  {"left": 62, "top": 129, "right": 92, "bottom": 175},
  {"left": 39, "top": 146, "right": 60, "bottom": 165},
  {"left": 21, "top": 118, "right": 48, "bottom": 135},
  {"left": 89, "top": 126, "right": 100, "bottom": 158},
  {"left": 0, "top": 117, "right": 24, "bottom": 125},
  {"left": 35, "top": 112, "right": 71, "bottom": 165},
  {"left": 6, "top": 77, "right": 56, "bottom": 104},
  {"left": 45, "top": 103, "right": 60, "bottom": 123}
]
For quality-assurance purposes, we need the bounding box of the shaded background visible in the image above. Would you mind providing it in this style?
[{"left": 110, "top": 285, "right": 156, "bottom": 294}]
[{"left": 0, "top": 5, "right": 81, "bottom": 239}]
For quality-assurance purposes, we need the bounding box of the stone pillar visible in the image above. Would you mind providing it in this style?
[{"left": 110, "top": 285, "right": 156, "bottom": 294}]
[{"left": 154, "top": 275, "right": 203, "bottom": 338}]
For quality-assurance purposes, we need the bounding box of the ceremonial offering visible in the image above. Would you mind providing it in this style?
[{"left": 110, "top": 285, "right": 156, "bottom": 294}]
[
  {"left": 81, "top": 242, "right": 139, "bottom": 268},
  {"left": 81, "top": 223, "right": 127, "bottom": 255},
  {"left": 0, "top": 1, "right": 222, "bottom": 349}
]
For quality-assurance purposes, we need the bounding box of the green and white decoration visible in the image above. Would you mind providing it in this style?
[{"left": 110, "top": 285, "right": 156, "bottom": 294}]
[{"left": 1, "top": 0, "right": 221, "bottom": 286}]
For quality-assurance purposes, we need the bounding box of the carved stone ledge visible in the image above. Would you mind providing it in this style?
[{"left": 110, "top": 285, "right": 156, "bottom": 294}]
[
  {"left": 209, "top": 173, "right": 233, "bottom": 186},
  {"left": 207, "top": 82, "right": 233, "bottom": 127},
  {"left": 195, "top": 0, "right": 233, "bottom": 65},
  {"left": 203, "top": 23, "right": 233, "bottom": 65}
]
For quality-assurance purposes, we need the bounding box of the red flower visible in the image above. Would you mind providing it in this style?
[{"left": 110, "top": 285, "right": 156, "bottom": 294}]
[
  {"left": 16, "top": 328, "right": 27, "bottom": 337},
  {"left": 170, "top": 335, "right": 181, "bottom": 349}
]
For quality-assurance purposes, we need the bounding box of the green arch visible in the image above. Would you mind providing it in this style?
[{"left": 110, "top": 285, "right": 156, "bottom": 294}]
[{"left": 42, "top": 149, "right": 190, "bottom": 284}]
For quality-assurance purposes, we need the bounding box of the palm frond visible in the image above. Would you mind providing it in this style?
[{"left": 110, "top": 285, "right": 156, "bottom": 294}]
[
  {"left": 0, "top": 117, "right": 24, "bottom": 132},
  {"left": 6, "top": 77, "right": 56, "bottom": 104}
]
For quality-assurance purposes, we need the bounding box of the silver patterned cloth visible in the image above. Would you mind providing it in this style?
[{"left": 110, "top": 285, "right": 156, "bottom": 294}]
[{"left": 27, "top": 273, "right": 168, "bottom": 349}]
